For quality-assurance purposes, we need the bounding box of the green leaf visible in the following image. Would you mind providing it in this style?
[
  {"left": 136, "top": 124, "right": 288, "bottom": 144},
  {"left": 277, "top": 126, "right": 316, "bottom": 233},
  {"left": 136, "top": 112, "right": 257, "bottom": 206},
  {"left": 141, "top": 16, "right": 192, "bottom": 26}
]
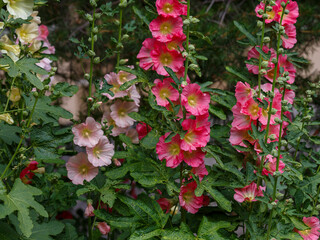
[
  {"left": 209, "top": 105, "right": 226, "bottom": 120},
  {"left": 0, "top": 221, "right": 21, "bottom": 240},
  {"left": 100, "top": 189, "right": 116, "bottom": 208},
  {"left": 132, "top": 6, "right": 150, "bottom": 25},
  {"left": 198, "top": 216, "right": 236, "bottom": 240},
  {"left": 120, "top": 78, "right": 145, "bottom": 91},
  {"left": 105, "top": 164, "right": 130, "bottom": 179},
  {"left": 226, "top": 67, "right": 251, "bottom": 83},
  {"left": 94, "top": 210, "right": 141, "bottom": 229},
  {"left": 288, "top": 216, "right": 309, "bottom": 231},
  {"left": 0, "top": 56, "right": 47, "bottom": 90},
  {"left": 189, "top": 31, "right": 212, "bottom": 45},
  {"left": 140, "top": 129, "right": 160, "bottom": 149},
  {"left": 129, "top": 226, "right": 162, "bottom": 240},
  {"left": 162, "top": 223, "right": 195, "bottom": 240},
  {"left": 58, "top": 223, "right": 84, "bottom": 240},
  {"left": 29, "top": 221, "right": 64, "bottom": 240},
  {"left": 164, "top": 66, "right": 180, "bottom": 85},
  {"left": 234, "top": 21, "right": 257, "bottom": 45},
  {"left": 0, "top": 122, "right": 22, "bottom": 144},
  {"left": 53, "top": 82, "right": 78, "bottom": 97},
  {"left": 0, "top": 179, "right": 48, "bottom": 237}
]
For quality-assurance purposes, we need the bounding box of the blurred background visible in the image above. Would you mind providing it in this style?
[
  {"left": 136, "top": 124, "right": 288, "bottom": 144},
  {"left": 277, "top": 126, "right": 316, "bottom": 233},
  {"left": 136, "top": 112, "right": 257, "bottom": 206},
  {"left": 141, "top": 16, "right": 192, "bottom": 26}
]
[{"left": 38, "top": 0, "right": 320, "bottom": 123}]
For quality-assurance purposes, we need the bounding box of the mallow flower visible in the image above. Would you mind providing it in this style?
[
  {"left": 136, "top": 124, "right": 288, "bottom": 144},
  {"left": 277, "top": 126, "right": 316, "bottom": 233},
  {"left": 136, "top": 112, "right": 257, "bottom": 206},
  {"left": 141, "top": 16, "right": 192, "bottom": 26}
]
[{"left": 4, "top": 0, "right": 34, "bottom": 19}]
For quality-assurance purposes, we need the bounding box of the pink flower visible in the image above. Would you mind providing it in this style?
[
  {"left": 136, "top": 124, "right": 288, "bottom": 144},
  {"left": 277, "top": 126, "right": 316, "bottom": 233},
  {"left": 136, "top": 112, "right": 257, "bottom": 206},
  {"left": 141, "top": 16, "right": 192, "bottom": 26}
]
[
  {"left": 235, "top": 81, "right": 253, "bottom": 104},
  {"left": 166, "top": 34, "right": 186, "bottom": 51},
  {"left": 125, "top": 128, "right": 139, "bottom": 144},
  {"left": 255, "top": 2, "right": 279, "bottom": 23},
  {"left": 192, "top": 163, "right": 208, "bottom": 182},
  {"left": 117, "top": 66, "right": 136, "bottom": 84},
  {"left": 97, "top": 222, "right": 111, "bottom": 235},
  {"left": 85, "top": 203, "right": 95, "bottom": 217},
  {"left": 281, "top": 24, "right": 297, "bottom": 49},
  {"left": 229, "top": 127, "right": 255, "bottom": 147},
  {"left": 110, "top": 100, "right": 138, "bottom": 128},
  {"left": 156, "top": 133, "right": 183, "bottom": 168},
  {"left": 152, "top": 78, "right": 179, "bottom": 107},
  {"left": 265, "top": 54, "right": 296, "bottom": 84},
  {"left": 179, "top": 181, "right": 204, "bottom": 214},
  {"left": 294, "top": 217, "right": 320, "bottom": 240},
  {"left": 180, "top": 118, "right": 210, "bottom": 152},
  {"left": 157, "top": 198, "right": 173, "bottom": 214},
  {"left": 246, "top": 46, "right": 276, "bottom": 75},
  {"left": 87, "top": 136, "right": 114, "bottom": 167},
  {"left": 240, "top": 98, "right": 261, "bottom": 120},
  {"left": 136, "top": 122, "right": 152, "bottom": 140},
  {"left": 66, "top": 152, "right": 99, "bottom": 185},
  {"left": 37, "top": 25, "right": 49, "bottom": 40},
  {"left": 137, "top": 38, "right": 158, "bottom": 71},
  {"left": 181, "top": 83, "right": 210, "bottom": 116},
  {"left": 151, "top": 43, "right": 184, "bottom": 76},
  {"left": 276, "top": 0, "right": 299, "bottom": 26},
  {"left": 182, "top": 148, "right": 205, "bottom": 168},
  {"left": 72, "top": 117, "right": 104, "bottom": 148},
  {"left": 149, "top": 15, "right": 185, "bottom": 43},
  {"left": 262, "top": 154, "right": 285, "bottom": 176},
  {"left": 102, "top": 72, "right": 127, "bottom": 100},
  {"left": 156, "top": 0, "right": 187, "bottom": 17},
  {"left": 102, "top": 109, "right": 128, "bottom": 137},
  {"left": 234, "top": 182, "right": 265, "bottom": 203},
  {"left": 231, "top": 103, "right": 252, "bottom": 130},
  {"left": 128, "top": 85, "right": 141, "bottom": 107}
]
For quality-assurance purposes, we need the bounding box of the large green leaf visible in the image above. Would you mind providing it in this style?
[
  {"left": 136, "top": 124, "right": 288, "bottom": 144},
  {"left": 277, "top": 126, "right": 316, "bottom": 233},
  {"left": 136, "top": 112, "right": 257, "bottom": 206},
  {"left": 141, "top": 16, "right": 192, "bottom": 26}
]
[
  {"left": 140, "top": 129, "right": 160, "bottom": 149},
  {"left": 0, "top": 179, "right": 48, "bottom": 237},
  {"left": 198, "top": 217, "right": 236, "bottom": 240},
  {"left": 162, "top": 223, "right": 195, "bottom": 240},
  {"left": 0, "top": 122, "right": 22, "bottom": 144},
  {"left": 29, "top": 220, "right": 64, "bottom": 240}
]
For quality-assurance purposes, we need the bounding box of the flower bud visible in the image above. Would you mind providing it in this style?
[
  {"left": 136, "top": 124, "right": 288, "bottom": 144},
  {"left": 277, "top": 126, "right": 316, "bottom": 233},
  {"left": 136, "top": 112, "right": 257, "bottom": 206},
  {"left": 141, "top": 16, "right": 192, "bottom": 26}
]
[
  {"left": 259, "top": 69, "right": 267, "bottom": 75},
  {"left": 284, "top": 9, "right": 290, "bottom": 14},
  {"left": 282, "top": 106, "right": 289, "bottom": 112},
  {"left": 281, "top": 100, "right": 288, "bottom": 105},
  {"left": 271, "top": 58, "right": 277, "bottom": 64},
  {"left": 269, "top": 91, "right": 275, "bottom": 98},
  {"left": 95, "top": 13, "right": 102, "bottom": 19},
  {"left": 306, "top": 90, "right": 312, "bottom": 95},
  {"left": 269, "top": 1, "right": 276, "bottom": 6},
  {"left": 87, "top": 50, "right": 96, "bottom": 57},
  {"left": 182, "top": 52, "right": 188, "bottom": 58},
  {"left": 278, "top": 48, "right": 284, "bottom": 54},
  {"left": 271, "top": 149, "right": 278, "bottom": 157},
  {"left": 274, "top": 117, "right": 282, "bottom": 124},
  {"left": 271, "top": 201, "right": 277, "bottom": 206},
  {"left": 281, "top": 140, "right": 288, "bottom": 146},
  {"left": 281, "top": 2, "right": 286, "bottom": 7},
  {"left": 85, "top": 14, "right": 93, "bottom": 22},
  {"left": 44, "top": 85, "right": 50, "bottom": 90},
  {"left": 307, "top": 97, "right": 313, "bottom": 103},
  {"left": 119, "top": 59, "right": 128, "bottom": 65},
  {"left": 183, "top": 19, "right": 190, "bottom": 25},
  {"left": 266, "top": 6, "right": 273, "bottom": 12},
  {"left": 84, "top": 73, "right": 90, "bottom": 80},
  {"left": 190, "top": 17, "right": 200, "bottom": 24},
  {"left": 33, "top": 92, "right": 38, "bottom": 97},
  {"left": 122, "top": 34, "right": 129, "bottom": 41},
  {"left": 316, "top": 205, "right": 320, "bottom": 211},
  {"left": 189, "top": 64, "right": 198, "bottom": 70},
  {"left": 34, "top": 167, "right": 45, "bottom": 174},
  {"left": 88, "top": 37, "right": 92, "bottom": 42},
  {"left": 119, "top": 0, "right": 128, "bottom": 7},
  {"left": 262, "top": 13, "right": 269, "bottom": 19},
  {"left": 276, "top": 192, "right": 284, "bottom": 199},
  {"left": 90, "top": 0, "right": 97, "bottom": 7},
  {"left": 263, "top": 37, "right": 270, "bottom": 43},
  {"left": 285, "top": 84, "right": 291, "bottom": 89},
  {"left": 92, "top": 27, "right": 98, "bottom": 34},
  {"left": 181, "top": 81, "right": 188, "bottom": 86},
  {"left": 279, "top": 26, "right": 285, "bottom": 31},
  {"left": 23, "top": 111, "right": 28, "bottom": 117},
  {"left": 269, "top": 134, "right": 276, "bottom": 141},
  {"left": 258, "top": 9, "right": 264, "bottom": 15},
  {"left": 87, "top": 97, "right": 93, "bottom": 102},
  {"left": 189, "top": 44, "right": 195, "bottom": 51},
  {"left": 116, "top": 43, "right": 124, "bottom": 50},
  {"left": 93, "top": 57, "right": 100, "bottom": 64},
  {"left": 257, "top": 20, "right": 263, "bottom": 28},
  {"left": 310, "top": 83, "right": 316, "bottom": 88},
  {"left": 261, "top": 61, "right": 269, "bottom": 68},
  {"left": 93, "top": 35, "right": 98, "bottom": 42}
]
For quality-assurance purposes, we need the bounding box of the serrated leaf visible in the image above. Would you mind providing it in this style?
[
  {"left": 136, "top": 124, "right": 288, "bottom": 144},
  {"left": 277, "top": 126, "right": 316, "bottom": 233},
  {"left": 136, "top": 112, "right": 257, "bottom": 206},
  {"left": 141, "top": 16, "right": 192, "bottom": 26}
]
[
  {"left": 162, "top": 223, "right": 194, "bottom": 240},
  {"left": 198, "top": 216, "right": 236, "bottom": 240},
  {"left": 100, "top": 189, "right": 116, "bottom": 208},
  {"left": 0, "top": 122, "right": 22, "bottom": 144},
  {"left": 140, "top": 129, "right": 160, "bottom": 149},
  {"left": 29, "top": 220, "right": 64, "bottom": 240},
  {"left": 129, "top": 226, "right": 162, "bottom": 240},
  {"left": 53, "top": 82, "right": 78, "bottom": 97}
]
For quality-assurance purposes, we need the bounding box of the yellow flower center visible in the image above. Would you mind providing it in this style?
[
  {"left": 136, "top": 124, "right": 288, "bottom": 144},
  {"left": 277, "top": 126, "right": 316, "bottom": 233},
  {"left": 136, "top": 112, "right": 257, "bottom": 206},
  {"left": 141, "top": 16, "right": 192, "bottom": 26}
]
[
  {"left": 187, "top": 94, "right": 197, "bottom": 107},
  {"left": 163, "top": 3, "right": 173, "bottom": 13},
  {"left": 184, "top": 131, "right": 195, "bottom": 144},
  {"left": 249, "top": 103, "right": 259, "bottom": 117},
  {"left": 160, "top": 22, "right": 172, "bottom": 35},
  {"left": 159, "top": 88, "right": 170, "bottom": 99},
  {"left": 167, "top": 41, "right": 178, "bottom": 51},
  {"left": 79, "top": 165, "right": 88, "bottom": 175},
  {"left": 267, "top": 10, "right": 276, "bottom": 20},
  {"left": 169, "top": 143, "right": 180, "bottom": 156},
  {"left": 82, "top": 129, "right": 91, "bottom": 138},
  {"left": 160, "top": 53, "right": 173, "bottom": 66},
  {"left": 93, "top": 147, "right": 101, "bottom": 158},
  {"left": 118, "top": 108, "right": 126, "bottom": 117},
  {"left": 183, "top": 191, "right": 193, "bottom": 203},
  {"left": 118, "top": 73, "right": 127, "bottom": 83}
]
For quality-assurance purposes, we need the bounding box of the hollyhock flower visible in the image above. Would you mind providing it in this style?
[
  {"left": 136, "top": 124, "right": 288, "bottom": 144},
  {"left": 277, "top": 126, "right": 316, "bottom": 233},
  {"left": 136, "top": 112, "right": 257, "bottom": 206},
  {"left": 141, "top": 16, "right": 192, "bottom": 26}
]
[
  {"left": 87, "top": 136, "right": 114, "bottom": 167},
  {"left": 102, "top": 109, "right": 128, "bottom": 137},
  {"left": 66, "top": 152, "right": 99, "bottom": 185},
  {"left": 229, "top": 127, "right": 255, "bottom": 147},
  {"left": 157, "top": 198, "right": 172, "bottom": 214},
  {"left": 84, "top": 203, "right": 95, "bottom": 217},
  {"left": 97, "top": 222, "right": 111, "bottom": 235},
  {"left": 41, "top": 39, "right": 55, "bottom": 54},
  {"left": 127, "top": 85, "right": 141, "bottom": 107},
  {"left": 149, "top": 16, "right": 184, "bottom": 43},
  {"left": 179, "top": 181, "right": 204, "bottom": 214},
  {"left": 294, "top": 217, "right": 320, "bottom": 240},
  {"left": 234, "top": 182, "right": 265, "bottom": 203},
  {"left": 0, "top": 113, "right": 14, "bottom": 125},
  {"left": 0, "top": 35, "right": 20, "bottom": 62},
  {"left": 265, "top": 54, "right": 296, "bottom": 84},
  {"left": 166, "top": 34, "right": 186, "bottom": 51},
  {"left": 192, "top": 163, "right": 208, "bottom": 182},
  {"left": 110, "top": 100, "right": 138, "bottom": 128},
  {"left": 232, "top": 103, "right": 252, "bottom": 130},
  {"left": 182, "top": 148, "right": 205, "bottom": 168},
  {"left": 117, "top": 66, "right": 136, "bottom": 84},
  {"left": 156, "top": 0, "right": 187, "bottom": 17},
  {"left": 72, "top": 117, "right": 104, "bottom": 148},
  {"left": 31, "top": 11, "right": 41, "bottom": 24},
  {"left": 37, "top": 25, "right": 49, "bottom": 41},
  {"left": 152, "top": 78, "right": 179, "bottom": 107},
  {"left": 255, "top": 2, "right": 279, "bottom": 23},
  {"left": 235, "top": 81, "right": 253, "bottom": 104},
  {"left": 276, "top": 0, "right": 299, "bottom": 26},
  {"left": 137, "top": 38, "right": 158, "bottom": 71},
  {"left": 281, "top": 24, "right": 297, "bottom": 49},
  {"left": 36, "top": 58, "right": 52, "bottom": 72},
  {"left": 16, "top": 22, "right": 39, "bottom": 44},
  {"left": 180, "top": 118, "right": 210, "bottom": 152},
  {"left": 136, "top": 122, "right": 152, "bottom": 140},
  {"left": 246, "top": 46, "right": 276, "bottom": 75},
  {"left": 6, "top": 87, "right": 21, "bottom": 102},
  {"left": 3, "top": 0, "right": 34, "bottom": 19},
  {"left": 19, "top": 161, "right": 38, "bottom": 184},
  {"left": 262, "top": 154, "right": 285, "bottom": 176},
  {"left": 259, "top": 93, "right": 282, "bottom": 126},
  {"left": 195, "top": 113, "right": 211, "bottom": 132},
  {"left": 283, "top": 88, "right": 295, "bottom": 104},
  {"left": 176, "top": 66, "right": 190, "bottom": 85},
  {"left": 156, "top": 133, "right": 183, "bottom": 168},
  {"left": 181, "top": 83, "right": 210, "bottom": 116},
  {"left": 241, "top": 98, "right": 261, "bottom": 120},
  {"left": 102, "top": 72, "right": 127, "bottom": 100},
  {"left": 151, "top": 43, "right": 184, "bottom": 76}
]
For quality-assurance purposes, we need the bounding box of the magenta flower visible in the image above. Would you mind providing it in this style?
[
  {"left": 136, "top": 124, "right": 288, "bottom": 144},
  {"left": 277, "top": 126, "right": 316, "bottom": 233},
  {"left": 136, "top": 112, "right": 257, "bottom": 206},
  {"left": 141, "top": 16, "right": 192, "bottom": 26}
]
[
  {"left": 157, "top": 198, "right": 173, "bottom": 214},
  {"left": 37, "top": 25, "right": 49, "bottom": 41},
  {"left": 255, "top": 2, "right": 279, "bottom": 24},
  {"left": 262, "top": 154, "right": 285, "bottom": 176},
  {"left": 240, "top": 98, "right": 261, "bottom": 121},
  {"left": 234, "top": 182, "right": 265, "bottom": 203},
  {"left": 66, "top": 152, "right": 99, "bottom": 185},
  {"left": 235, "top": 81, "right": 253, "bottom": 105},
  {"left": 181, "top": 83, "right": 210, "bottom": 116},
  {"left": 137, "top": 38, "right": 158, "bottom": 71},
  {"left": 192, "top": 163, "right": 208, "bottom": 182},
  {"left": 229, "top": 127, "right": 255, "bottom": 147},
  {"left": 281, "top": 24, "right": 297, "bottom": 49},
  {"left": 265, "top": 54, "right": 296, "bottom": 84},
  {"left": 156, "top": 0, "right": 187, "bottom": 18},
  {"left": 110, "top": 100, "right": 138, "bottom": 128},
  {"left": 72, "top": 117, "right": 104, "bottom": 148},
  {"left": 152, "top": 78, "right": 179, "bottom": 107},
  {"left": 231, "top": 103, "right": 252, "bottom": 130},
  {"left": 179, "top": 181, "right": 204, "bottom": 214},
  {"left": 276, "top": 0, "right": 299, "bottom": 26},
  {"left": 246, "top": 46, "right": 276, "bottom": 75},
  {"left": 294, "top": 217, "right": 320, "bottom": 240},
  {"left": 149, "top": 15, "right": 184, "bottom": 43},
  {"left": 97, "top": 222, "right": 111, "bottom": 235},
  {"left": 156, "top": 133, "right": 183, "bottom": 168},
  {"left": 87, "top": 136, "right": 114, "bottom": 167},
  {"left": 136, "top": 122, "right": 152, "bottom": 140},
  {"left": 182, "top": 148, "right": 205, "bottom": 168}
]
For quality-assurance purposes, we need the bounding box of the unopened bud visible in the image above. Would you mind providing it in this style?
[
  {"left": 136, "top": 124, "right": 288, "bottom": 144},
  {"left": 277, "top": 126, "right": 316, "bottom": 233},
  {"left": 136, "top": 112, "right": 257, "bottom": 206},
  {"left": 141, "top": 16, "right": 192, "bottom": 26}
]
[
  {"left": 90, "top": 0, "right": 97, "bottom": 7},
  {"left": 122, "top": 34, "right": 129, "bottom": 41},
  {"left": 119, "top": 59, "right": 128, "bottom": 65},
  {"left": 271, "top": 58, "right": 277, "bottom": 64},
  {"left": 34, "top": 167, "right": 45, "bottom": 174},
  {"left": 284, "top": 9, "right": 289, "bottom": 14},
  {"left": 295, "top": 162, "right": 302, "bottom": 168},
  {"left": 279, "top": 26, "right": 285, "bottom": 31},
  {"left": 92, "top": 27, "right": 98, "bottom": 34},
  {"left": 306, "top": 90, "right": 312, "bottom": 95},
  {"left": 44, "top": 85, "right": 50, "bottom": 90},
  {"left": 276, "top": 192, "right": 284, "bottom": 199},
  {"left": 116, "top": 43, "right": 124, "bottom": 50},
  {"left": 93, "top": 35, "right": 98, "bottom": 42},
  {"left": 271, "top": 201, "right": 277, "bottom": 206},
  {"left": 85, "top": 14, "right": 93, "bottom": 22},
  {"left": 307, "top": 97, "right": 313, "bottom": 103},
  {"left": 270, "top": 107, "right": 277, "bottom": 115},
  {"left": 95, "top": 13, "right": 102, "bottom": 19},
  {"left": 271, "top": 149, "right": 278, "bottom": 157},
  {"left": 190, "top": 17, "right": 200, "bottom": 24},
  {"left": 183, "top": 19, "right": 190, "bottom": 25},
  {"left": 33, "top": 92, "right": 38, "bottom": 97},
  {"left": 262, "top": 61, "right": 269, "bottom": 68},
  {"left": 274, "top": 117, "right": 282, "bottom": 124},
  {"left": 113, "top": 159, "right": 122, "bottom": 167},
  {"left": 259, "top": 69, "right": 267, "bottom": 75},
  {"left": 269, "top": 134, "right": 276, "bottom": 141},
  {"left": 189, "top": 44, "right": 195, "bottom": 51},
  {"left": 87, "top": 97, "right": 93, "bottom": 102},
  {"left": 52, "top": 67, "right": 57, "bottom": 72},
  {"left": 93, "top": 57, "right": 100, "bottom": 64},
  {"left": 281, "top": 140, "right": 288, "bottom": 146},
  {"left": 281, "top": 2, "right": 286, "bottom": 7},
  {"left": 257, "top": 20, "right": 263, "bottom": 28},
  {"left": 262, "top": 13, "right": 269, "bottom": 19},
  {"left": 84, "top": 73, "right": 90, "bottom": 80},
  {"left": 114, "top": 20, "right": 120, "bottom": 26},
  {"left": 266, "top": 6, "right": 273, "bottom": 12},
  {"left": 278, "top": 48, "right": 284, "bottom": 54},
  {"left": 23, "top": 111, "right": 28, "bottom": 117},
  {"left": 263, "top": 37, "right": 270, "bottom": 43},
  {"left": 316, "top": 205, "right": 320, "bottom": 211},
  {"left": 189, "top": 64, "right": 198, "bottom": 70},
  {"left": 119, "top": 0, "right": 128, "bottom": 7},
  {"left": 87, "top": 50, "right": 96, "bottom": 57},
  {"left": 182, "top": 52, "right": 188, "bottom": 58}
]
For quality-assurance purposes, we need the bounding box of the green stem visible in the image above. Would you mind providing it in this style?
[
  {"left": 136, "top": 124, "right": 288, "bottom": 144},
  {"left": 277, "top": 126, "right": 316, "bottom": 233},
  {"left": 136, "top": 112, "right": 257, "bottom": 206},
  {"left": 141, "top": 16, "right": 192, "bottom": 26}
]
[
  {"left": 183, "top": 0, "right": 191, "bottom": 83},
  {"left": 4, "top": 77, "right": 16, "bottom": 112},
  {"left": 88, "top": 216, "right": 93, "bottom": 240},
  {"left": 0, "top": 94, "right": 39, "bottom": 180},
  {"left": 88, "top": 7, "right": 96, "bottom": 117},
  {"left": 180, "top": 163, "right": 186, "bottom": 223},
  {"left": 116, "top": 8, "right": 123, "bottom": 72}
]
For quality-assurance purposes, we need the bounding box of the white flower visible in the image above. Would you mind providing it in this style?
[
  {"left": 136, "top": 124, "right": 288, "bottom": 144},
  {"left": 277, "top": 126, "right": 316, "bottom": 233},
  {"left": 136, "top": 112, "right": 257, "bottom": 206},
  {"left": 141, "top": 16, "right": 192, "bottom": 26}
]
[
  {"left": 3, "top": 0, "right": 34, "bottom": 20},
  {"left": 0, "top": 35, "right": 20, "bottom": 62},
  {"left": 16, "top": 22, "right": 39, "bottom": 44}
]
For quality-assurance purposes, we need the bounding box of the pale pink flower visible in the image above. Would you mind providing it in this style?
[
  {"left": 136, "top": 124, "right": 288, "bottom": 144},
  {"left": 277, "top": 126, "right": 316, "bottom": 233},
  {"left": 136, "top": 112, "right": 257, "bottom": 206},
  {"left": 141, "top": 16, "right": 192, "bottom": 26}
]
[
  {"left": 182, "top": 148, "right": 205, "bottom": 168},
  {"left": 231, "top": 103, "right": 252, "bottom": 130},
  {"left": 84, "top": 203, "right": 95, "bottom": 217},
  {"left": 294, "top": 217, "right": 320, "bottom": 240},
  {"left": 276, "top": 0, "right": 299, "bottom": 26},
  {"left": 66, "top": 152, "right": 99, "bottom": 185},
  {"left": 281, "top": 24, "right": 297, "bottom": 49},
  {"left": 234, "top": 182, "right": 265, "bottom": 203},
  {"left": 127, "top": 85, "right": 141, "bottom": 107},
  {"left": 97, "top": 222, "right": 111, "bottom": 235},
  {"left": 151, "top": 43, "right": 184, "bottom": 76},
  {"left": 192, "top": 163, "right": 208, "bottom": 182},
  {"left": 72, "top": 117, "right": 104, "bottom": 148},
  {"left": 136, "top": 122, "right": 152, "bottom": 140},
  {"left": 102, "top": 72, "right": 127, "bottom": 100},
  {"left": 235, "top": 81, "right": 253, "bottom": 105},
  {"left": 156, "top": 133, "right": 183, "bottom": 168},
  {"left": 156, "top": 0, "right": 187, "bottom": 17},
  {"left": 87, "top": 136, "right": 114, "bottom": 167},
  {"left": 42, "top": 39, "right": 55, "bottom": 54},
  {"left": 110, "top": 100, "right": 138, "bottom": 128},
  {"left": 149, "top": 15, "right": 185, "bottom": 43},
  {"left": 181, "top": 83, "right": 210, "bottom": 116},
  {"left": 179, "top": 181, "right": 204, "bottom": 214},
  {"left": 240, "top": 98, "right": 261, "bottom": 120},
  {"left": 137, "top": 38, "right": 158, "bottom": 71},
  {"left": 102, "top": 109, "right": 128, "bottom": 137},
  {"left": 152, "top": 78, "right": 179, "bottom": 107},
  {"left": 117, "top": 66, "right": 136, "bottom": 85},
  {"left": 126, "top": 128, "right": 139, "bottom": 144},
  {"left": 255, "top": 2, "right": 279, "bottom": 24},
  {"left": 246, "top": 46, "right": 276, "bottom": 75},
  {"left": 37, "top": 25, "right": 49, "bottom": 41},
  {"left": 262, "top": 154, "right": 285, "bottom": 176}
]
